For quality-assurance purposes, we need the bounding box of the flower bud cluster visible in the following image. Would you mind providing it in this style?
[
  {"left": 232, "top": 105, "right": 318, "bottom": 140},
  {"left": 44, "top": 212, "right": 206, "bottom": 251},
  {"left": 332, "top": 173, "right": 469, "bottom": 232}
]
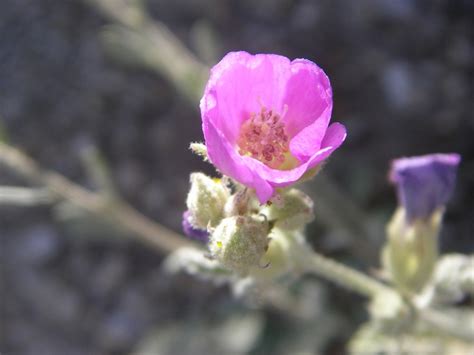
[{"left": 184, "top": 172, "right": 314, "bottom": 278}]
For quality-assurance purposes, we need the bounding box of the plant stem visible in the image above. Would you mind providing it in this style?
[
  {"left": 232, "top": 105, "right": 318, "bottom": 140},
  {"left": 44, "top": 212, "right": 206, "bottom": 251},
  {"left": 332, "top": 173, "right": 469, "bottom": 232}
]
[
  {"left": 417, "top": 307, "right": 474, "bottom": 343},
  {"left": 298, "top": 246, "right": 392, "bottom": 298},
  {"left": 86, "top": 0, "right": 208, "bottom": 103},
  {"left": 0, "top": 186, "right": 52, "bottom": 206},
  {"left": 0, "top": 142, "right": 194, "bottom": 254},
  {"left": 298, "top": 246, "right": 474, "bottom": 342}
]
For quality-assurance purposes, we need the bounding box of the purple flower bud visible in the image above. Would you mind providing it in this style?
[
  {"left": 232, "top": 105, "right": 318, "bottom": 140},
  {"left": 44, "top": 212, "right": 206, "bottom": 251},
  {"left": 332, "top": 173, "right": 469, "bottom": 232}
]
[
  {"left": 182, "top": 211, "right": 209, "bottom": 243},
  {"left": 390, "top": 153, "right": 461, "bottom": 222}
]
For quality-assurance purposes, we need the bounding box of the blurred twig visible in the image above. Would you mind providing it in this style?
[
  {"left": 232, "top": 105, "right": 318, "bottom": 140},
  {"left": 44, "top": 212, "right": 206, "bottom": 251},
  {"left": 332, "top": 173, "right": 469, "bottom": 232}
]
[
  {"left": 0, "top": 186, "right": 52, "bottom": 206},
  {"left": 0, "top": 141, "right": 194, "bottom": 253},
  {"left": 79, "top": 144, "right": 119, "bottom": 200},
  {"left": 85, "top": 0, "right": 208, "bottom": 103}
]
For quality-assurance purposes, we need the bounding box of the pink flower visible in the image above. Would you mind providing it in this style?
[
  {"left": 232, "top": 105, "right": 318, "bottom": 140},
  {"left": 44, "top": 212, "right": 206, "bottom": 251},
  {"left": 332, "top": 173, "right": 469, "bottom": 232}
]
[{"left": 200, "top": 51, "right": 346, "bottom": 203}]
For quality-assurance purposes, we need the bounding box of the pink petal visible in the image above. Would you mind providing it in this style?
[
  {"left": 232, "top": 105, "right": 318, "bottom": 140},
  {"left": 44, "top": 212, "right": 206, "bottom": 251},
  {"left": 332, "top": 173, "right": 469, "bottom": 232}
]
[
  {"left": 282, "top": 59, "right": 332, "bottom": 139},
  {"left": 321, "top": 122, "right": 347, "bottom": 149},
  {"left": 201, "top": 51, "right": 291, "bottom": 144},
  {"left": 289, "top": 106, "right": 332, "bottom": 161}
]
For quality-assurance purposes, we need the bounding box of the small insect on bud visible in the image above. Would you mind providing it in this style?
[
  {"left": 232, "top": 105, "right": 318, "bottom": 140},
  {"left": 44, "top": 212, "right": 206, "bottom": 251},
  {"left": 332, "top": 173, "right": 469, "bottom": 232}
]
[
  {"left": 186, "top": 172, "right": 230, "bottom": 229},
  {"left": 224, "top": 188, "right": 254, "bottom": 217},
  {"left": 260, "top": 189, "right": 314, "bottom": 230},
  {"left": 209, "top": 216, "right": 270, "bottom": 275}
]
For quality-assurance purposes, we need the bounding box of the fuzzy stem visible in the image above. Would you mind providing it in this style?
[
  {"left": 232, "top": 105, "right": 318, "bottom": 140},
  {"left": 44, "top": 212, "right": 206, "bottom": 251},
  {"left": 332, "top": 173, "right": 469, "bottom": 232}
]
[
  {"left": 417, "top": 307, "right": 474, "bottom": 343},
  {"left": 298, "top": 246, "right": 392, "bottom": 298}
]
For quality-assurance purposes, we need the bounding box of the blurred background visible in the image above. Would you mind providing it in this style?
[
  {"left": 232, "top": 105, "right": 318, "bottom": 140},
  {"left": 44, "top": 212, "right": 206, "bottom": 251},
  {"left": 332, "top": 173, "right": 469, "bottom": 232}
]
[{"left": 1, "top": 0, "right": 473, "bottom": 354}]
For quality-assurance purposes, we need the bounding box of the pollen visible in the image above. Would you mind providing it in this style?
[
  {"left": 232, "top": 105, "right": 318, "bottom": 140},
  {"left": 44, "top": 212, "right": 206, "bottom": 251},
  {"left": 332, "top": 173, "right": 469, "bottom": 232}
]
[{"left": 237, "top": 107, "right": 290, "bottom": 169}]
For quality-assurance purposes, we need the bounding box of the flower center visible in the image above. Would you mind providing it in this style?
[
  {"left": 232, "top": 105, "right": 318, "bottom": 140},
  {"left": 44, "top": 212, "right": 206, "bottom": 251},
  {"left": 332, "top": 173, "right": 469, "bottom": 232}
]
[{"left": 237, "top": 107, "right": 294, "bottom": 169}]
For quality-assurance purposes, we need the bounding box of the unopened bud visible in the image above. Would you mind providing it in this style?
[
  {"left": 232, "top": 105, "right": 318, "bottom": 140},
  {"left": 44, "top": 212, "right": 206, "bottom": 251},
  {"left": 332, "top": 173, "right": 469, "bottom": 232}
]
[
  {"left": 182, "top": 211, "right": 209, "bottom": 243},
  {"left": 209, "top": 216, "right": 270, "bottom": 275},
  {"left": 186, "top": 172, "right": 229, "bottom": 229},
  {"left": 383, "top": 207, "right": 442, "bottom": 293},
  {"left": 390, "top": 153, "right": 460, "bottom": 222},
  {"left": 261, "top": 189, "right": 314, "bottom": 230},
  {"left": 249, "top": 227, "right": 296, "bottom": 281}
]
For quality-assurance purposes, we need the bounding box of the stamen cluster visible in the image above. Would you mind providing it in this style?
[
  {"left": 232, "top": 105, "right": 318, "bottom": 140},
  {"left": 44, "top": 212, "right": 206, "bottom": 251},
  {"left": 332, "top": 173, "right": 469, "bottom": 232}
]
[{"left": 237, "top": 107, "right": 289, "bottom": 169}]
